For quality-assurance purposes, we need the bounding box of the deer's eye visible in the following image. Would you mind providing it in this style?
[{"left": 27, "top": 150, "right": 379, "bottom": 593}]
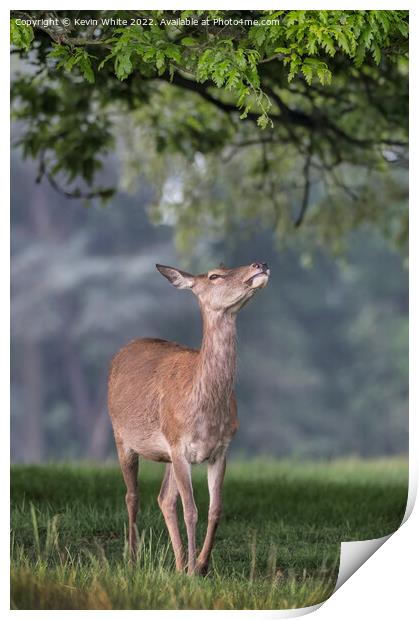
[{"left": 209, "top": 273, "right": 222, "bottom": 280}]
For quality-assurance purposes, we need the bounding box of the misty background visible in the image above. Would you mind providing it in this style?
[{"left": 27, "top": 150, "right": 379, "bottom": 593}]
[{"left": 11, "top": 149, "right": 408, "bottom": 463}]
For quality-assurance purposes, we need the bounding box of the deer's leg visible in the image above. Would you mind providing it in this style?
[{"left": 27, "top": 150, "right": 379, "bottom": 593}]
[
  {"left": 158, "top": 463, "right": 185, "bottom": 571},
  {"left": 171, "top": 453, "right": 198, "bottom": 576},
  {"left": 196, "top": 452, "right": 226, "bottom": 575},
  {"left": 116, "top": 440, "right": 139, "bottom": 559}
]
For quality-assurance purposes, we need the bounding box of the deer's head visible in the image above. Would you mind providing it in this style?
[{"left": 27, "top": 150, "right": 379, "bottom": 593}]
[{"left": 156, "top": 262, "right": 270, "bottom": 314}]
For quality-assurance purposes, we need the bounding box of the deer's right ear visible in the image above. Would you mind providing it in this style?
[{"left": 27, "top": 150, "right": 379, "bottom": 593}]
[{"left": 156, "top": 264, "right": 195, "bottom": 289}]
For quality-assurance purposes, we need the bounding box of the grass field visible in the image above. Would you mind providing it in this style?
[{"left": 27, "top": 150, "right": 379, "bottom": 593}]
[{"left": 10, "top": 458, "right": 408, "bottom": 610}]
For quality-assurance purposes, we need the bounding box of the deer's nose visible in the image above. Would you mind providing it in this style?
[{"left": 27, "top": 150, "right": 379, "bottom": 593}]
[{"left": 252, "top": 262, "right": 269, "bottom": 271}]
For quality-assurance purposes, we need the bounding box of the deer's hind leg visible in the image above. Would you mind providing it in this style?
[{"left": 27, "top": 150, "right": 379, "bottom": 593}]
[
  {"left": 158, "top": 464, "right": 185, "bottom": 571},
  {"left": 116, "top": 439, "right": 139, "bottom": 559}
]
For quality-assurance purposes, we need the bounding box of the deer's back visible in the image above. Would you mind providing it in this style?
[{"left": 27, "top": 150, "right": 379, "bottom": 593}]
[
  {"left": 109, "top": 337, "right": 198, "bottom": 410},
  {"left": 108, "top": 339, "right": 197, "bottom": 452}
]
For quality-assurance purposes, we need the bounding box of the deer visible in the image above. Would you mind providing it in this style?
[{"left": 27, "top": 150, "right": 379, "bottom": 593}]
[{"left": 108, "top": 261, "right": 270, "bottom": 575}]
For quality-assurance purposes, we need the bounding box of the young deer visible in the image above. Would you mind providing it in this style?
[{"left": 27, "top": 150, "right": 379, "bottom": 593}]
[{"left": 108, "top": 261, "right": 270, "bottom": 575}]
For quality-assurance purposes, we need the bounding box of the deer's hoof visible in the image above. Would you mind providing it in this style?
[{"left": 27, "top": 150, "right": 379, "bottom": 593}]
[{"left": 195, "top": 561, "right": 209, "bottom": 576}]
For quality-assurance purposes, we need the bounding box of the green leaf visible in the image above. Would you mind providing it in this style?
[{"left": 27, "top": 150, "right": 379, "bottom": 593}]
[
  {"left": 257, "top": 114, "right": 269, "bottom": 129},
  {"left": 155, "top": 50, "right": 166, "bottom": 74},
  {"left": 143, "top": 49, "right": 155, "bottom": 62},
  {"left": 371, "top": 41, "right": 381, "bottom": 65},
  {"left": 48, "top": 46, "right": 96, "bottom": 83},
  {"left": 10, "top": 19, "right": 34, "bottom": 51},
  {"left": 181, "top": 37, "right": 196, "bottom": 46},
  {"left": 285, "top": 11, "right": 302, "bottom": 26},
  {"left": 288, "top": 57, "right": 301, "bottom": 82},
  {"left": 360, "top": 26, "right": 373, "bottom": 49},
  {"left": 301, "top": 63, "right": 313, "bottom": 85},
  {"left": 249, "top": 27, "right": 266, "bottom": 46},
  {"left": 322, "top": 34, "right": 336, "bottom": 56},
  {"left": 316, "top": 64, "right": 332, "bottom": 85},
  {"left": 164, "top": 46, "right": 182, "bottom": 63},
  {"left": 115, "top": 54, "right": 133, "bottom": 80},
  {"left": 48, "top": 44, "right": 70, "bottom": 61},
  {"left": 304, "top": 57, "right": 321, "bottom": 66},
  {"left": 79, "top": 55, "right": 95, "bottom": 83},
  {"left": 355, "top": 42, "right": 366, "bottom": 67}
]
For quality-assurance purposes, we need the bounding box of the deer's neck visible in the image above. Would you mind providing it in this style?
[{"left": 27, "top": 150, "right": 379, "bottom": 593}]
[{"left": 192, "top": 309, "right": 237, "bottom": 409}]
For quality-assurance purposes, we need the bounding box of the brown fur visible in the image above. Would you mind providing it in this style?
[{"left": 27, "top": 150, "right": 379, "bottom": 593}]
[{"left": 108, "top": 261, "right": 269, "bottom": 574}]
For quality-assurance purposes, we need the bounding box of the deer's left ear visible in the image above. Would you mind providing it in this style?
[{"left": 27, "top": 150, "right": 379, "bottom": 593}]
[{"left": 156, "top": 264, "right": 195, "bottom": 289}]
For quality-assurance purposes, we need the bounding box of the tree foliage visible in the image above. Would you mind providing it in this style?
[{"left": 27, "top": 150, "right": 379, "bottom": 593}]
[{"left": 10, "top": 10, "right": 408, "bottom": 252}]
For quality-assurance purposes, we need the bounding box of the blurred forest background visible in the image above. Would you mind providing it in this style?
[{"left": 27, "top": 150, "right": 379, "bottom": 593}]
[
  {"left": 10, "top": 10, "right": 408, "bottom": 462},
  {"left": 11, "top": 150, "right": 408, "bottom": 462}
]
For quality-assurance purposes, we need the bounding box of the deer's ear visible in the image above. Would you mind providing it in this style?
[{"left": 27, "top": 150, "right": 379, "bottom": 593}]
[{"left": 156, "top": 264, "right": 195, "bottom": 289}]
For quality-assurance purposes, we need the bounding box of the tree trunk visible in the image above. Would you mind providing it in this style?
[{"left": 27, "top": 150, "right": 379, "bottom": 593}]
[
  {"left": 19, "top": 342, "right": 44, "bottom": 462},
  {"left": 87, "top": 404, "right": 112, "bottom": 460}
]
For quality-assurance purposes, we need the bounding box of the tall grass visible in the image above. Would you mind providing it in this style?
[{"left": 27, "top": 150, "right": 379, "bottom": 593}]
[{"left": 10, "top": 458, "right": 408, "bottom": 610}]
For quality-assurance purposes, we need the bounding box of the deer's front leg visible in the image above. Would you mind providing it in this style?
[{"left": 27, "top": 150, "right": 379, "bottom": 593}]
[
  {"left": 158, "top": 464, "right": 185, "bottom": 572},
  {"left": 197, "top": 452, "right": 226, "bottom": 575},
  {"left": 171, "top": 452, "right": 198, "bottom": 575}
]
